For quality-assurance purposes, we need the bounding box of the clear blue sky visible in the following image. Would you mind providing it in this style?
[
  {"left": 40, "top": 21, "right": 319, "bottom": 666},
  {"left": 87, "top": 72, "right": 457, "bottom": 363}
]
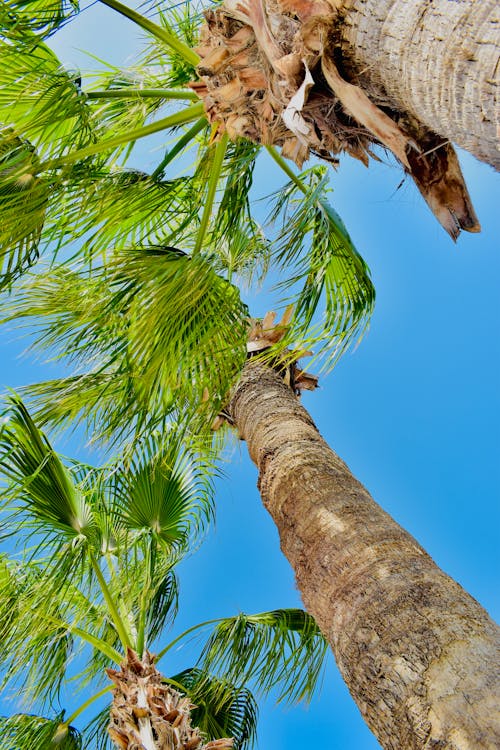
[{"left": 0, "top": 3, "right": 498, "bottom": 749}]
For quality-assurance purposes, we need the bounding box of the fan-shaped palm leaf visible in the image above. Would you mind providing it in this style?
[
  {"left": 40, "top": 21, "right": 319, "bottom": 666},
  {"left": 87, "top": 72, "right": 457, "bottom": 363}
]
[
  {"left": 197, "top": 609, "right": 328, "bottom": 705},
  {"left": 0, "top": 713, "right": 82, "bottom": 750},
  {"left": 0, "top": 394, "right": 96, "bottom": 542}
]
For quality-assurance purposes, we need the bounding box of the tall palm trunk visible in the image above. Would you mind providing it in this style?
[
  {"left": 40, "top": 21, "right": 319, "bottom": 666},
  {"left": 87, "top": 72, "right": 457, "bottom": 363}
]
[
  {"left": 339, "top": 0, "right": 499, "bottom": 169},
  {"left": 229, "top": 362, "right": 500, "bottom": 750}
]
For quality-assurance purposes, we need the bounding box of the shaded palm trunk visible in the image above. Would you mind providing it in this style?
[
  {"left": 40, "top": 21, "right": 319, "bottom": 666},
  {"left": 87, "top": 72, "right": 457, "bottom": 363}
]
[
  {"left": 338, "top": 0, "right": 498, "bottom": 169},
  {"left": 229, "top": 362, "right": 500, "bottom": 750},
  {"left": 107, "top": 649, "right": 233, "bottom": 750}
]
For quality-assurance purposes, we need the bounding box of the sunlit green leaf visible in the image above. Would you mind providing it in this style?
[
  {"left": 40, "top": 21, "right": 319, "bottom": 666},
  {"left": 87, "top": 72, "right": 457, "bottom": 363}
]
[
  {"left": 199, "top": 609, "right": 328, "bottom": 705},
  {"left": 0, "top": 130, "right": 48, "bottom": 288},
  {"left": 0, "top": 1, "right": 80, "bottom": 37},
  {"left": 172, "top": 669, "right": 258, "bottom": 750},
  {"left": 0, "top": 713, "right": 81, "bottom": 749}
]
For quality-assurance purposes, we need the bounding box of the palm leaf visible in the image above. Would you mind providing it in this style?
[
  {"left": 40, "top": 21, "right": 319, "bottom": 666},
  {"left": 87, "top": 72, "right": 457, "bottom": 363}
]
[
  {"left": 0, "top": 130, "right": 48, "bottom": 288},
  {"left": 0, "top": 1, "right": 80, "bottom": 37},
  {"left": 82, "top": 705, "right": 112, "bottom": 750},
  {"left": 0, "top": 560, "right": 76, "bottom": 706},
  {"left": 0, "top": 713, "right": 81, "bottom": 750},
  {"left": 6, "top": 249, "right": 248, "bottom": 444},
  {"left": 0, "top": 394, "right": 96, "bottom": 541},
  {"left": 43, "top": 170, "right": 199, "bottom": 258},
  {"left": 98, "top": 0, "right": 199, "bottom": 69},
  {"left": 0, "top": 37, "right": 94, "bottom": 155},
  {"left": 112, "top": 438, "right": 215, "bottom": 551},
  {"left": 267, "top": 159, "right": 375, "bottom": 367},
  {"left": 172, "top": 669, "right": 258, "bottom": 750},
  {"left": 198, "top": 609, "right": 328, "bottom": 705}
]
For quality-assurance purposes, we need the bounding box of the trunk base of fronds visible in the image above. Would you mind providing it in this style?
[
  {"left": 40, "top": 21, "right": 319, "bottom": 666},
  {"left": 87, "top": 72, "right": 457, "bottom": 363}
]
[
  {"left": 107, "top": 649, "right": 233, "bottom": 750},
  {"left": 211, "top": 309, "right": 318, "bottom": 431},
  {"left": 191, "top": 0, "right": 479, "bottom": 239}
]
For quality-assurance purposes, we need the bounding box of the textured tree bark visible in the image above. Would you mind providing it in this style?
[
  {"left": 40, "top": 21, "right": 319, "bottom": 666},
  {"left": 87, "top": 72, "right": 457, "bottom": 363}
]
[
  {"left": 194, "top": 0, "right": 497, "bottom": 237},
  {"left": 339, "top": 0, "right": 499, "bottom": 169},
  {"left": 229, "top": 362, "right": 500, "bottom": 750}
]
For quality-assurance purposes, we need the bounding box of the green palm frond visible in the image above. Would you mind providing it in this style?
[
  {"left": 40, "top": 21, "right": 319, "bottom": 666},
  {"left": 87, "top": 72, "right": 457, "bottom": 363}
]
[
  {"left": 267, "top": 157, "right": 375, "bottom": 367},
  {"left": 0, "top": 1, "right": 80, "bottom": 37},
  {"left": 83, "top": 67, "right": 190, "bottom": 146},
  {"left": 0, "top": 713, "right": 81, "bottom": 750},
  {"left": 208, "top": 139, "right": 271, "bottom": 283},
  {"left": 99, "top": 0, "right": 199, "bottom": 73},
  {"left": 145, "top": 568, "right": 179, "bottom": 644},
  {"left": 5, "top": 250, "right": 248, "bottom": 443},
  {"left": 198, "top": 609, "right": 328, "bottom": 705},
  {"left": 82, "top": 705, "right": 112, "bottom": 750},
  {"left": 0, "top": 130, "right": 49, "bottom": 289},
  {"left": 0, "top": 394, "right": 96, "bottom": 543},
  {"left": 0, "top": 560, "right": 77, "bottom": 706},
  {"left": 112, "top": 436, "right": 215, "bottom": 550},
  {"left": 0, "top": 37, "right": 94, "bottom": 155},
  {"left": 44, "top": 170, "right": 199, "bottom": 257},
  {"left": 172, "top": 669, "right": 258, "bottom": 750}
]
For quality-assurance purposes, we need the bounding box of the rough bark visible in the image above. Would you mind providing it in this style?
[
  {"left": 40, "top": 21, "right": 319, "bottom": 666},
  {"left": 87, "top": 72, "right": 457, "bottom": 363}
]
[
  {"left": 229, "top": 362, "right": 500, "bottom": 750},
  {"left": 339, "top": 0, "right": 499, "bottom": 169},
  {"left": 106, "top": 649, "right": 233, "bottom": 750},
  {"left": 192, "top": 0, "right": 500, "bottom": 238}
]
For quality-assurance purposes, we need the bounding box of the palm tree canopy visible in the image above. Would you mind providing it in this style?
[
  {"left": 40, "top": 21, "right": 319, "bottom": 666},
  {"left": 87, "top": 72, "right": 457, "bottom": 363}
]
[
  {"left": 0, "top": 396, "right": 328, "bottom": 748},
  {"left": 0, "top": 0, "right": 378, "bottom": 447}
]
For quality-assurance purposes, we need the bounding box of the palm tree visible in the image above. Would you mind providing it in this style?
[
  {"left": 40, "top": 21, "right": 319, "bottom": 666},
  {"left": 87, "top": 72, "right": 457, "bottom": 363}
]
[
  {"left": 228, "top": 338, "right": 500, "bottom": 750},
  {"left": 0, "top": 5, "right": 499, "bottom": 750},
  {"left": 0, "top": 395, "right": 328, "bottom": 749}
]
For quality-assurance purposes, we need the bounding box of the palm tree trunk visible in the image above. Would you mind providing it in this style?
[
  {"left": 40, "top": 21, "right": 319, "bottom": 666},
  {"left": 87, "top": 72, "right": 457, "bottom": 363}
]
[
  {"left": 196, "top": 0, "right": 497, "bottom": 236},
  {"left": 339, "top": 0, "right": 499, "bottom": 169},
  {"left": 229, "top": 362, "right": 500, "bottom": 750}
]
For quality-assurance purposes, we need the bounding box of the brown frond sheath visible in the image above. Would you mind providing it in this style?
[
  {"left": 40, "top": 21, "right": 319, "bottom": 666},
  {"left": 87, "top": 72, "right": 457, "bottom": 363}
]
[
  {"left": 107, "top": 650, "right": 233, "bottom": 750},
  {"left": 212, "top": 308, "right": 318, "bottom": 431},
  {"left": 190, "top": 0, "right": 481, "bottom": 238}
]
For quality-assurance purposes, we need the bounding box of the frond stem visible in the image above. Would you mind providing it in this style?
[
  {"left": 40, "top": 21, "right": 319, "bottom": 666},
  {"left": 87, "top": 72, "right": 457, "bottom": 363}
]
[
  {"left": 151, "top": 117, "right": 206, "bottom": 179},
  {"left": 265, "top": 145, "right": 308, "bottom": 196},
  {"left": 86, "top": 88, "right": 198, "bottom": 100},
  {"left": 163, "top": 676, "right": 190, "bottom": 692},
  {"left": 97, "top": 0, "right": 200, "bottom": 66},
  {"left": 37, "top": 102, "right": 206, "bottom": 172},
  {"left": 62, "top": 686, "right": 112, "bottom": 727},
  {"left": 193, "top": 131, "right": 229, "bottom": 255},
  {"left": 41, "top": 614, "right": 122, "bottom": 664},
  {"left": 89, "top": 550, "right": 133, "bottom": 651},
  {"left": 136, "top": 539, "right": 152, "bottom": 656},
  {"left": 156, "top": 617, "right": 224, "bottom": 662}
]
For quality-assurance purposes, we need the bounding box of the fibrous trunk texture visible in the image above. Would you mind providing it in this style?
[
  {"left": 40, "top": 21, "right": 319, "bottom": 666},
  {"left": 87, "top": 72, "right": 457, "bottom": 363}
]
[
  {"left": 192, "top": 0, "right": 500, "bottom": 238},
  {"left": 107, "top": 649, "right": 233, "bottom": 750},
  {"left": 339, "top": 0, "right": 499, "bottom": 170},
  {"left": 229, "top": 362, "right": 500, "bottom": 750}
]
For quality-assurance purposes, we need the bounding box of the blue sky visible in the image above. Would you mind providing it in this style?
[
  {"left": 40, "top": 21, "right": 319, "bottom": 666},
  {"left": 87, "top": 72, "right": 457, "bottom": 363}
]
[{"left": 0, "top": 3, "right": 498, "bottom": 749}]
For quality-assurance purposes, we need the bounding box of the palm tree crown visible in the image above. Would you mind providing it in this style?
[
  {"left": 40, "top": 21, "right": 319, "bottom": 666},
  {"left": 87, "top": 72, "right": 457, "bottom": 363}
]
[{"left": 0, "top": 395, "right": 328, "bottom": 748}]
